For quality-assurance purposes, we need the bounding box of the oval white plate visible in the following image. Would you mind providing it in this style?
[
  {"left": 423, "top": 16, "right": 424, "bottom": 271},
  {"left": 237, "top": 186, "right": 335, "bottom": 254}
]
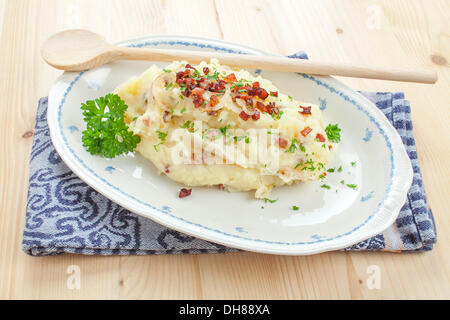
[{"left": 47, "top": 36, "right": 413, "bottom": 255}]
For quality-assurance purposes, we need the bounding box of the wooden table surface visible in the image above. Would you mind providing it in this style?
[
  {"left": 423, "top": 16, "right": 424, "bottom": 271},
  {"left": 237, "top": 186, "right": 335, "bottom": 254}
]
[{"left": 1, "top": 0, "right": 449, "bottom": 300}]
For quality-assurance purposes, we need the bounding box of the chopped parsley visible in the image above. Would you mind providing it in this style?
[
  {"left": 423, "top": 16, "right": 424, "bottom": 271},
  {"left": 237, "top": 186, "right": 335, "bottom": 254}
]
[
  {"left": 320, "top": 184, "right": 331, "bottom": 190},
  {"left": 180, "top": 107, "right": 186, "bottom": 114},
  {"left": 232, "top": 133, "right": 251, "bottom": 144},
  {"left": 181, "top": 120, "right": 195, "bottom": 132},
  {"left": 337, "top": 166, "right": 343, "bottom": 172},
  {"left": 346, "top": 184, "right": 357, "bottom": 190},
  {"left": 286, "top": 138, "right": 298, "bottom": 153},
  {"left": 156, "top": 130, "right": 168, "bottom": 142},
  {"left": 231, "top": 82, "right": 244, "bottom": 89},
  {"left": 325, "top": 124, "right": 341, "bottom": 143},
  {"left": 272, "top": 111, "right": 283, "bottom": 120},
  {"left": 263, "top": 198, "right": 277, "bottom": 203},
  {"left": 192, "top": 69, "right": 203, "bottom": 80},
  {"left": 207, "top": 71, "right": 220, "bottom": 81},
  {"left": 219, "top": 125, "right": 231, "bottom": 137},
  {"left": 327, "top": 168, "right": 335, "bottom": 173},
  {"left": 299, "top": 144, "right": 306, "bottom": 153},
  {"left": 303, "top": 159, "right": 316, "bottom": 171},
  {"left": 351, "top": 161, "right": 356, "bottom": 167},
  {"left": 153, "top": 130, "right": 168, "bottom": 152},
  {"left": 163, "top": 69, "right": 171, "bottom": 73},
  {"left": 292, "top": 206, "right": 300, "bottom": 211},
  {"left": 165, "top": 82, "right": 174, "bottom": 90}
]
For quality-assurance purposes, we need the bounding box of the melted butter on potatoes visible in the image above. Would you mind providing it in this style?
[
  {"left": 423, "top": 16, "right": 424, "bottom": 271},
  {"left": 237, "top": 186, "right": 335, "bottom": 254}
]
[{"left": 115, "top": 59, "right": 338, "bottom": 199}]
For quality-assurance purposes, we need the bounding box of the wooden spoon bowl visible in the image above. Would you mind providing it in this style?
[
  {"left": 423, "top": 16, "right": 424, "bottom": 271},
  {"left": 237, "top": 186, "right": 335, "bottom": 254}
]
[{"left": 41, "top": 29, "right": 118, "bottom": 71}]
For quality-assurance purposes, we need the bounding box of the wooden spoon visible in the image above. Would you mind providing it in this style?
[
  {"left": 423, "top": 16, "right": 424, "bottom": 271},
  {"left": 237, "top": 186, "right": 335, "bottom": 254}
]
[{"left": 41, "top": 29, "right": 437, "bottom": 84}]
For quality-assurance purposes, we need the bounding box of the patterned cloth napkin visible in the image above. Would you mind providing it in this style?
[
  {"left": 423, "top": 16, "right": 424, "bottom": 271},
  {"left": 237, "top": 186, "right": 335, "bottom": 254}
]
[{"left": 22, "top": 52, "right": 436, "bottom": 256}]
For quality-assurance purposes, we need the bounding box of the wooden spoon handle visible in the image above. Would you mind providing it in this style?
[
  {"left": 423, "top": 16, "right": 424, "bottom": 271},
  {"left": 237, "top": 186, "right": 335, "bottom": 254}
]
[{"left": 115, "top": 47, "right": 437, "bottom": 84}]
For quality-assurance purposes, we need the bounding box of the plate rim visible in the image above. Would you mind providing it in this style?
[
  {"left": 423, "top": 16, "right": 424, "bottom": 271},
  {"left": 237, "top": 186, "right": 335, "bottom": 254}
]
[{"left": 47, "top": 35, "right": 413, "bottom": 255}]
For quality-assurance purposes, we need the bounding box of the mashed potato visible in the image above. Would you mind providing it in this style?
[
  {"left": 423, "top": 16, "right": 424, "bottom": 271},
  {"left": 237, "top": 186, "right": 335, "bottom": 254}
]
[{"left": 115, "top": 59, "right": 337, "bottom": 198}]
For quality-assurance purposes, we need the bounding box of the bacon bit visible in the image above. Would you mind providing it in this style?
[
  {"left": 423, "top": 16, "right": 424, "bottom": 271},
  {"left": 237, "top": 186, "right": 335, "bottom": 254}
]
[
  {"left": 208, "top": 110, "right": 218, "bottom": 116},
  {"left": 301, "top": 126, "right": 312, "bottom": 137},
  {"left": 193, "top": 95, "right": 204, "bottom": 108},
  {"left": 176, "top": 71, "right": 185, "bottom": 79},
  {"left": 258, "top": 88, "right": 269, "bottom": 100},
  {"left": 162, "top": 110, "right": 171, "bottom": 123},
  {"left": 184, "top": 77, "right": 194, "bottom": 88},
  {"left": 218, "top": 184, "right": 224, "bottom": 190},
  {"left": 271, "top": 105, "right": 280, "bottom": 115},
  {"left": 247, "top": 87, "right": 257, "bottom": 96},
  {"left": 143, "top": 118, "right": 150, "bottom": 127},
  {"left": 256, "top": 101, "right": 269, "bottom": 113},
  {"left": 252, "top": 81, "right": 260, "bottom": 88},
  {"left": 270, "top": 91, "right": 278, "bottom": 97},
  {"left": 223, "top": 73, "right": 237, "bottom": 84},
  {"left": 316, "top": 133, "right": 326, "bottom": 142},
  {"left": 328, "top": 145, "right": 332, "bottom": 150},
  {"left": 252, "top": 110, "right": 261, "bottom": 120},
  {"left": 243, "top": 96, "right": 253, "bottom": 106},
  {"left": 299, "top": 106, "right": 311, "bottom": 115},
  {"left": 239, "top": 111, "right": 250, "bottom": 121},
  {"left": 192, "top": 87, "right": 205, "bottom": 96},
  {"left": 179, "top": 188, "right": 192, "bottom": 198},
  {"left": 185, "top": 64, "right": 195, "bottom": 69},
  {"left": 164, "top": 165, "right": 170, "bottom": 174},
  {"left": 181, "top": 70, "right": 191, "bottom": 79},
  {"left": 181, "top": 89, "right": 191, "bottom": 98},
  {"left": 199, "top": 81, "right": 209, "bottom": 89},
  {"left": 236, "top": 94, "right": 251, "bottom": 105},
  {"left": 210, "top": 81, "right": 226, "bottom": 92},
  {"left": 203, "top": 67, "right": 210, "bottom": 75},
  {"left": 256, "top": 101, "right": 279, "bottom": 115},
  {"left": 210, "top": 94, "right": 219, "bottom": 106},
  {"left": 278, "top": 137, "right": 288, "bottom": 148}
]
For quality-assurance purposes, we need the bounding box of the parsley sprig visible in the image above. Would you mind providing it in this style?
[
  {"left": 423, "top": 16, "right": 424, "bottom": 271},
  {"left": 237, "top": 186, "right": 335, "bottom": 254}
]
[{"left": 81, "top": 94, "right": 140, "bottom": 158}]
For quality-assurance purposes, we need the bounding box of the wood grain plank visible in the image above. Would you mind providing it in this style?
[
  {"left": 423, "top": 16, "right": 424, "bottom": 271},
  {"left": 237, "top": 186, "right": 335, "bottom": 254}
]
[{"left": 0, "top": 0, "right": 449, "bottom": 299}]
